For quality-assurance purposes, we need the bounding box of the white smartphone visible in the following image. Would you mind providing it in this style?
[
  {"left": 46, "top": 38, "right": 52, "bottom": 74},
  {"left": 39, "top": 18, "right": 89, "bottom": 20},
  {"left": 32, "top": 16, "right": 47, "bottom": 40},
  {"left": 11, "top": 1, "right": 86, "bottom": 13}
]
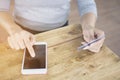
[{"left": 21, "top": 42, "right": 47, "bottom": 74}]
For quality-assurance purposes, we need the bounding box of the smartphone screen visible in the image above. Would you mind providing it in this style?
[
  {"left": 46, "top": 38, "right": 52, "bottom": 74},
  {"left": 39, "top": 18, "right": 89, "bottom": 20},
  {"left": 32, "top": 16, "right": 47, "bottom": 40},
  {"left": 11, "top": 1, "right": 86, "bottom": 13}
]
[{"left": 23, "top": 44, "right": 46, "bottom": 69}]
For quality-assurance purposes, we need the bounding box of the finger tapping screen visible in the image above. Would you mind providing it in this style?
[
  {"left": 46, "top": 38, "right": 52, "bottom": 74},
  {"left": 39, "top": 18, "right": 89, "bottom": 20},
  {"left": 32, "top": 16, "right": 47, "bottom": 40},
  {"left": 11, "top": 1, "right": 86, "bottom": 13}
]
[{"left": 23, "top": 45, "right": 46, "bottom": 69}]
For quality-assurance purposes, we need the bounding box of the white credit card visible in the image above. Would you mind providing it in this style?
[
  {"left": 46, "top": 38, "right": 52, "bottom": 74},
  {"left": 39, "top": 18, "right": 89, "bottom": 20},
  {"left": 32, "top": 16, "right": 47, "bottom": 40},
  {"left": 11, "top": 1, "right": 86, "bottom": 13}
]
[{"left": 77, "top": 35, "right": 105, "bottom": 50}]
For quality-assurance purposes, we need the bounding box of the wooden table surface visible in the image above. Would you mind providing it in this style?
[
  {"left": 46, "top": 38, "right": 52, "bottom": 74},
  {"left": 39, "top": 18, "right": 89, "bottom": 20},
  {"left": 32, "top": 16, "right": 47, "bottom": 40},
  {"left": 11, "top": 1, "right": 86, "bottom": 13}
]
[{"left": 0, "top": 24, "right": 120, "bottom": 80}]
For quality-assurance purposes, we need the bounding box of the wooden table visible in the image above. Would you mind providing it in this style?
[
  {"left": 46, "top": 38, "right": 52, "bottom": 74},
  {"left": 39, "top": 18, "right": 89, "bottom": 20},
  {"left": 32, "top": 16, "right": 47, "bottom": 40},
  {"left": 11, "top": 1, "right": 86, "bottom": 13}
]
[{"left": 0, "top": 24, "right": 120, "bottom": 80}]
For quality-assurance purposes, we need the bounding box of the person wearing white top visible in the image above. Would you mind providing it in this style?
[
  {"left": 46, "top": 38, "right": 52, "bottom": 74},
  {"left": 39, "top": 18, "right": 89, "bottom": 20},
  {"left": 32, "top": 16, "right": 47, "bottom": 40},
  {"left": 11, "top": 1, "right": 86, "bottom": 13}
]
[{"left": 0, "top": 0, "right": 105, "bottom": 57}]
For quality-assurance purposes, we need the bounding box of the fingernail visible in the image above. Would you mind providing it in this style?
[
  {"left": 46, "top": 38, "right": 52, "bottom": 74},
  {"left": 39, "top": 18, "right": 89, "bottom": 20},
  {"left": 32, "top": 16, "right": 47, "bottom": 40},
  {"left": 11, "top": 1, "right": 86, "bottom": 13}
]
[{"left": 31, "top": 53, "right": 35, "bottom": 57}]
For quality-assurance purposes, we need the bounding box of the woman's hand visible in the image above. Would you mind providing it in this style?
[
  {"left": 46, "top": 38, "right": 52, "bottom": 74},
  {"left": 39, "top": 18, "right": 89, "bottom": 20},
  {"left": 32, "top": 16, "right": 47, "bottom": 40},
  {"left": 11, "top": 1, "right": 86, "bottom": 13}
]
[
  {"left": 82, "top": 26, "right": 105, "bottom": 52},
  {"left": 8, "top": 29, "right": 36, "bottom": 57},
  {"left": 80, "top": 13, "right": 105, "bottom": 53},
  {"left": 0, "top": 12, "right": 35, "bottom": 57}
]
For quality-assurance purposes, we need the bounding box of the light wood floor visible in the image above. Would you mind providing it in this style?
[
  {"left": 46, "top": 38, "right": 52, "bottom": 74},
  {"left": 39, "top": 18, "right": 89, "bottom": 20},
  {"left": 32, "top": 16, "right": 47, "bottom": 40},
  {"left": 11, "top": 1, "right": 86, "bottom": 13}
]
[
  {"left": 0, "top": 0, "right": 120, "bottom": 56},
  {"left": 69, "top": 0, "right": 120, "bottom": 56}
]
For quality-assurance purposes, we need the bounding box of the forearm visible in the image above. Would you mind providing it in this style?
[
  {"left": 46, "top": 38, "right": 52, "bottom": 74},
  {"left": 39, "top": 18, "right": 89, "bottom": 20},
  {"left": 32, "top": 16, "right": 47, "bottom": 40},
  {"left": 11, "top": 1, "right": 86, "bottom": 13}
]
[
  {"left": 77, "top": 0, "right": 97, "bottom": 28},
  {"left": 0, "top": 12, "right": 22, "bottom": 35}
]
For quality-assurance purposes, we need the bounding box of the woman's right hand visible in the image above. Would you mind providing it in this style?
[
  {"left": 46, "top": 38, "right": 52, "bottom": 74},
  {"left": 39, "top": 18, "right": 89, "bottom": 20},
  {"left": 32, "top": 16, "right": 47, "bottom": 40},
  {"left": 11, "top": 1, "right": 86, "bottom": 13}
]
[
  {"left": 7, "top": 29, "right": 36, "bottom": 57},
  {"left": 0, "top": 12, "right": 35, "bottom": 57}
]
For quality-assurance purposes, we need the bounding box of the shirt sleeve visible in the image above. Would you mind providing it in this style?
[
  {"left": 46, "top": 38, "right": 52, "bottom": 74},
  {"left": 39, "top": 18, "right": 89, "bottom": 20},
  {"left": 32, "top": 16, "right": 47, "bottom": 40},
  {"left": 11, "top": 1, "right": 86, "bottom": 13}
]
[
  {"left": 0, "top": 0, "right": 11, "bottom": 11},
  {"left": 77, "top": 0, "right": 97, "bottom": 17}
]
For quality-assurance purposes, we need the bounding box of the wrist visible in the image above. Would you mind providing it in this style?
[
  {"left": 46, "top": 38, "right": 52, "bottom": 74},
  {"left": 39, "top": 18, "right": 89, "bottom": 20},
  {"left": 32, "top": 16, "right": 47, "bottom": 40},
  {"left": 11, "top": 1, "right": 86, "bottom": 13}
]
[
  {"left": 8, "top": 24, "right": 23, "bottom": 36},
  {"left": 81, "top": 22, "right": 95, "bottom": 31},
  {"left": 81, "top": 13, "right": 96, "bottom": 30}
]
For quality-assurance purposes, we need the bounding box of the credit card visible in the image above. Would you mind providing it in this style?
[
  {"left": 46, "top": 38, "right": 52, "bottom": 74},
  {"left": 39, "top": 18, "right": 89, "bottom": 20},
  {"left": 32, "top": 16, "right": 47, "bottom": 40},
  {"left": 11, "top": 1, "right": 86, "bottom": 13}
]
[{"left": 77, "top": 35, "right": 105, "bottom": 50}]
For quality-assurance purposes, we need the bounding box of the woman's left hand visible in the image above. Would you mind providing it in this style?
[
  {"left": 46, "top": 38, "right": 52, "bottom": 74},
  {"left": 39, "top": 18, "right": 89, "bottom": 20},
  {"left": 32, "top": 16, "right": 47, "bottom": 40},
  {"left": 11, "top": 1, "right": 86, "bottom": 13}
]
[{"left": 82, "top": 26, "right": 105, "bottom": 53}]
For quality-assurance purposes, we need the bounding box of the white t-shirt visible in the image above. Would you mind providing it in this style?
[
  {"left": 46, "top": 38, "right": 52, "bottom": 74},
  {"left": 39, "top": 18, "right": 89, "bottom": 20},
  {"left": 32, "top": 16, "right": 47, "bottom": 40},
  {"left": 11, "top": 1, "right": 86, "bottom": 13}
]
[{"left": 0, "top": 0, "right": 97, "bottom": 31}]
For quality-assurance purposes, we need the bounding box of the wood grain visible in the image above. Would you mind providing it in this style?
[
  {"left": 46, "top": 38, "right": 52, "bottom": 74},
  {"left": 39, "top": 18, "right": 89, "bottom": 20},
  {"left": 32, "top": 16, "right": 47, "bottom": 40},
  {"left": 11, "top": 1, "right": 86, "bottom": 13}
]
[{"left": 0, "top": 24, "right": 120, "bottom": 80}]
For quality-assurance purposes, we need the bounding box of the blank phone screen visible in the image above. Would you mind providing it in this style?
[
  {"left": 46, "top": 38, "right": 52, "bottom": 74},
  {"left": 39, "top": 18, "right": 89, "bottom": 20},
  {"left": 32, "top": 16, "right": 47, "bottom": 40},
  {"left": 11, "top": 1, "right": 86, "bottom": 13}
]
[{"left": 23, "top": 44, "right": 46, "bottom": 69}]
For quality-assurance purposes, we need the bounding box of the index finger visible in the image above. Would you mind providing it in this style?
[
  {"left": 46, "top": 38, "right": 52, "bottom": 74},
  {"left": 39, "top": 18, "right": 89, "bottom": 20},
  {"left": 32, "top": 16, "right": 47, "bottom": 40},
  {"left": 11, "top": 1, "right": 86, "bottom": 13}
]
[
  {"left": 94, "top": 29, "right": 105, "bottom": 38},
  {"left": 24, "top": 38, "right": 35, "bottom": 57}
]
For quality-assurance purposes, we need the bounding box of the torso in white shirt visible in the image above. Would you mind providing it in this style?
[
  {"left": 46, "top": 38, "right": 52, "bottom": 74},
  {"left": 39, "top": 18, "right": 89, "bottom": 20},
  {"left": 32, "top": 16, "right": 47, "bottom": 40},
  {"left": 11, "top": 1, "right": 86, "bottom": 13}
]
[{"left": 14, "top": 0, "right": 71, "bottom": 31}]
